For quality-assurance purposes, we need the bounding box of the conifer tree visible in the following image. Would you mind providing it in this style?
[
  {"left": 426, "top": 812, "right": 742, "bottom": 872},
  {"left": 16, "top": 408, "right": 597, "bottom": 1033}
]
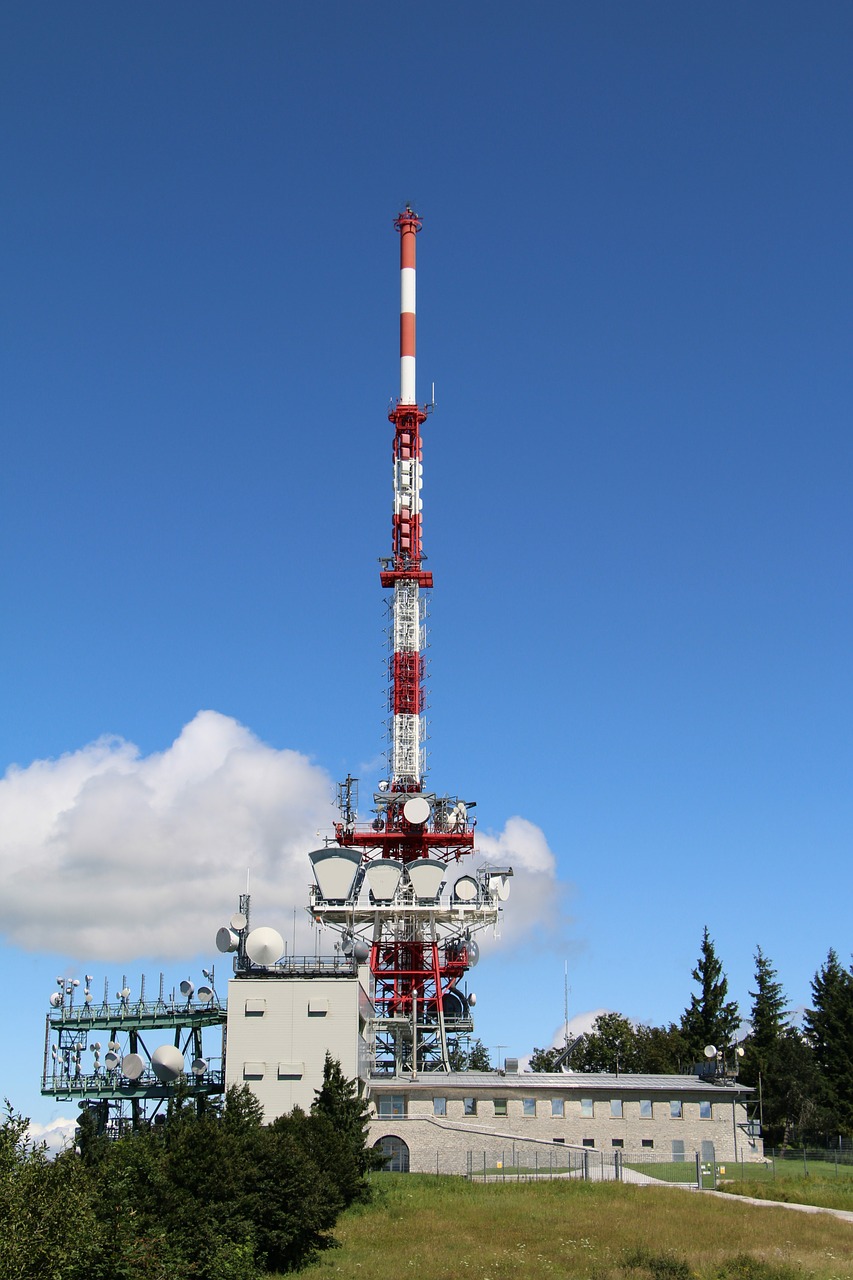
[
  {"left": 679, "top": 926, "right": 740, "bottom": 1063},
  {"left": 740, "top": 947, "right": 789, "bottom": 1090},
  {"left": 804, "top": 948, "right": 853, "bottom": 1135}
]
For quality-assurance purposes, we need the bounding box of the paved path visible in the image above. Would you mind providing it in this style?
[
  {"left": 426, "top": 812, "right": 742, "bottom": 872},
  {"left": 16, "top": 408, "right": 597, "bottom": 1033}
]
[{"left": 647, "top": 1181, "right": 853, "bottom": 1224}]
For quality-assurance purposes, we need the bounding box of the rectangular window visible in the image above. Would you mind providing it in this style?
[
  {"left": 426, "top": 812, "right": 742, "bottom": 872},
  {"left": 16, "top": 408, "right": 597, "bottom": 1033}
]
[
  {"left": 463, "top": 1097, "right": 477, "bottom": 1116},
  {"left": 554, "top": 1137, "right": 565, "bottom": 1144},
  {"left": 612, "top": 1138, "right": 624, "bottom": 1149},
  {"left": 523, "top": 1098, "right": 536, "bottom": 1117},
  {"left": 551, "top": 1098, "right": 564, "bottom": 1118},
  {"left": 433, "top": 1097, "right": 446, "bottom": 1117},
  {"left": 494, "top": 1099, "right": 507, "bottom": 1116},
  {"left": 639, "top": 1099, "right": 653, "bottom": 1118},
  {"left": 670, "top": 1100, "right": 683, "bottom": 1119},
  {"left": 672, "top": 1139, "right": 685, "bottom": 1162},
  {"left": 378, "top": 1095, "right": 406, "bottom": 1117},
  {"left": 641, "top": 1139, "right": 654, "bottom": 1149},
  {"left": 582, "top": 1138, "right": 595, "bottom": 1148},
  {"left": 580, "top": 1098, "right": 594, "bottom": 1117},
  {"left": 610, "top": 1099, "right": 623, "bottom": 1118},
  {"left": 699, "top": 1100, "right": 712, "bottom": 1120}
]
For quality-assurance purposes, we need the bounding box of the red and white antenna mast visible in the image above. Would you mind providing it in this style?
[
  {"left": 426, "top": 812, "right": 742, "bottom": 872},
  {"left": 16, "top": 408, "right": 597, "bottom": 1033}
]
[{"left": 380, "top": 206, "right": 432, "bottom": 791}]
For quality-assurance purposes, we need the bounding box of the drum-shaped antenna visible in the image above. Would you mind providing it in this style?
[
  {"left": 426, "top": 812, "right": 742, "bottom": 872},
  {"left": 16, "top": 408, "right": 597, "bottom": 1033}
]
[
  {"left": 452, "top": 875, "right": 479, "bottom": 902},
  {"left": 104, "top": 1051, "right": 120, "bottom": 1071},
  {"left": 121, "top": 1053, "right": 145, "bottom": 1081},
  {"left": 403, "top": 795, "right": 431, "bottom": 826},
  {"left": 230, "top": 912, "right": 248, "bottom": 931},
  {"left": 196, "top": 985, "right": 214, "bottom": 1004},
  {"left": 353, "top": 939, "right": 371, "bottom": 963},
  {"left": 191, "top": 1057, "right": 208, "bottom": 1076},
  {"left": 216, "top": 926, "right": 240, "bottom": 953},
  {"left": 179, "top": 979, "right": 194, "bottom": 999}
]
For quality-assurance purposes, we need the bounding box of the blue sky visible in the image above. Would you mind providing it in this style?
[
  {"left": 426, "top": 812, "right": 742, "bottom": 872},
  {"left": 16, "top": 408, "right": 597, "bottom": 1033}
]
[{"left": 2, "top": 2, "right": 852, "bottom": 1133}]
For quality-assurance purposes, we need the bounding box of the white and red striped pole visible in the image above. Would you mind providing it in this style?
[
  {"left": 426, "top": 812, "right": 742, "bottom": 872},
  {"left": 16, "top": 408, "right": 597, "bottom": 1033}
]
[{"left": 379, "top": 209, "right": 433, "bottom": 792}]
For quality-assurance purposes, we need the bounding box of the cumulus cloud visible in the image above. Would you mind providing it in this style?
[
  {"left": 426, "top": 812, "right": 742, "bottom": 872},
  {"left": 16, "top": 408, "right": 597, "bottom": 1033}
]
[
  {"left": 0, "top": 711, "right": 336, "bottom": 960},
  {"left": 475, "top": 815, "right": 572, "bottom": 947},
  {"left": 27, "top": 1116, "right": 78, "bottom": 1155}
]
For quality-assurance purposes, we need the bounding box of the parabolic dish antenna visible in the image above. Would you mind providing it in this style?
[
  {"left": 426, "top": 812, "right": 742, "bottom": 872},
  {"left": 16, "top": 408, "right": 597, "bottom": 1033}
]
[
  {"left": 403, "top": 795, "right": 431, "bottom": 826},
  {"left": 230, "top": 912, "right": 248, "bottom": 931},
  {"left": 216, "top": 926, "right": 240, "bottom": 953},
  {"left": 179, "top": 980, "right": 194, "bottom": 999},
  {"left": 49, "top": 992, "right": 62, "bottom": 1007},
  {"left": 104, "top": 1051, "right": 120, "bottom": 1071},
  {"left": 191, "top": 1058, "right": 208, "bottom": 1077},
  {"left": 491, "top": 874, "right": 511, "bottom": 901},
  {"left": 121, "top": 1053, "right": 145, "bottom": 1081},
  {"left": 245, "top": 926, "right": 284, "bottom": 966},
  {"left": 453, "top": 875, "right": 479, "bottom": 902},
  {"left": 151, "top": 1044, "right": 184, "bottom": 1083},
  {"left": 466, "top": 939, "right": 480, "bottom": 966},
  {"left": 196, "top": 985, "right": 214, "bottom": 1004},
  {"left": 703, "top": 1045, "right": 717, "bottom": 1059}
]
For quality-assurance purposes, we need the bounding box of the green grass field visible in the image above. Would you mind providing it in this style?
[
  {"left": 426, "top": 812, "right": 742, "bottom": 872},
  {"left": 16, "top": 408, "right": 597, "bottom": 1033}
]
[{"left": 296, "top": 1174, "right": 853, "bottom": 1280}]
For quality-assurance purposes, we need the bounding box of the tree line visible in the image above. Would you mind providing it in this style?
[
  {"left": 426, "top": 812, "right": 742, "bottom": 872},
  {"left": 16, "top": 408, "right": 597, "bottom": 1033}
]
[
  {"left": 0, "top": 1053, "right": 379, "bottom": 1280},
  {"left": 526, "top": 929, "right": 853, "bottom": 1148}
]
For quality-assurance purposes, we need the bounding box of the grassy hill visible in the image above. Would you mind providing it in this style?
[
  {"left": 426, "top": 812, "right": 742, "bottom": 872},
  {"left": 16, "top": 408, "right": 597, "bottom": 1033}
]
[{"left": 297, "top": 1174, "right": 853, "bottom": 1280}]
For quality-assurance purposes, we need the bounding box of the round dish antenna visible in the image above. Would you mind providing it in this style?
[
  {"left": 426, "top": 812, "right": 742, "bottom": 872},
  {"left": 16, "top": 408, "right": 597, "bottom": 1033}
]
[
  {"left": 230, "top": 912, "right": 248, "bottom": 931},
  {"left": 104, "top": 1051, "right": 120, "bottom": 1071},
  {"left": 453, "top": 875, "right": 479, "bottom": 902},
  {"left": 403, "top": 795, "right": 431, "bottom": 826},
  {"left": 121, "top": 1053, "right": 145, "bottom": 1081},
  {"left": 466, "top": 939, "right": 480, "bottom": 966},
  {"left": 353, "top": 939, "right": 371, "bottom": 963},
  {"left": 191, "top": 1057, "right": 208, "bottom": 1076},
  {"left": 49, "top": 992, "right": 62, "bottom": 1008},
  {"left": 469, "top": 992, "right": 477, "bottom": 1006},
  {"left": 703, "top": 1044, "right": 717, "bottom": 1059},
  {"left": 179, "top": 980, "right": 194, "bottom": 999},
  {"left": 151, "top": 1044, "right": 184, "bottom": 1083},
  {"left": 245, "top": 926, "right": 284, "bottom": 966},
  {"left": 196, "top": 985, "right": 214, "bottom": 1004}
]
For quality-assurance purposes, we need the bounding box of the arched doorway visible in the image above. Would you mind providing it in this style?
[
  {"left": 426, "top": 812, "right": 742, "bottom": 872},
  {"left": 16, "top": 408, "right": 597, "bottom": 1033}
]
[{"left": 373, "top": 1134, "right": 410, "bottom": 1172}]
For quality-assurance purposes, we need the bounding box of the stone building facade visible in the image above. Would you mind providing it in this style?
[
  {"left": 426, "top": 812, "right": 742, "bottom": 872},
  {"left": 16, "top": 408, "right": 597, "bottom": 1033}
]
[{"left": 367, "top": 1070, "right": 761, "bottom": 1174}]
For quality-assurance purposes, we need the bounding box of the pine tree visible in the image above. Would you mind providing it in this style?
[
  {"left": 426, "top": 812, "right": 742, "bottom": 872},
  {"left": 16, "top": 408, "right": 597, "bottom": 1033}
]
[
  {"left": 467, "top": 1039, "right": 492, "bottom": 1071},
  {"left": 679, "top": 926, "right": 740, "bottom": 1063},
  {"left": 804, "top": 949, "right": 853, "bottom": 1135},
  {"left": 311, "top": 1052, "right": 378, "bottom": 1175},
  {"left": 740, "top": 947, "right": 789, "bottom": 1090}
]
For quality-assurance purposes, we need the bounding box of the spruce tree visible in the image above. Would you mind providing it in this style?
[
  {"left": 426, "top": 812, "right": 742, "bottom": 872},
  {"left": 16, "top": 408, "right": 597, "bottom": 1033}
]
[
  {"left": 740, "top": 947, "right": 789, "bottom": 1090},
  {"left": 804, "top": 949, "right": 853, "bottom": 1135},
  {"left": 679, "top": 926, "right": 740, "bottom": 1063}
]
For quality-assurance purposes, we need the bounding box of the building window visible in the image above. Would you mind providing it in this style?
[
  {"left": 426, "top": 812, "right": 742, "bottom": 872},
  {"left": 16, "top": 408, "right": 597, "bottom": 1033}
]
[
  {"left": 522, "top": 1098, "right": 536, "bottom": 1117},
  {"left": 639, "top": 1099, "right": 652, "bottom": 1118},
  {"left": 463, "top": 1097, "right": 477, "bottom": 1116},
  {"left": 433, "top": 1097, "right": 446, "bottom": 1117},
  {"left": 642, "top": 1139, "right": 654, "bottom": 1149},
  {"left": 373, "top": 1135, "right": 409, "bottom": 1173},
  {"left": 610, "top": 1099, "right": 623, "bottom": 1118},
  {"left": 494, "top": 1099, "right": 507, "bottom": 1117},
  {"left": 612, "top": 1138, "right": 624, "bottom": 1149},
  {"left": 699, "top": 1100, "right": 712, "bottom": 1120},
  {"left": 554, "top": 1137, "right": 565, "bottom": 1144},
  {"left": 582, "top": 1138, "right": 595, "bottom": 1148},
  {"left": 672, "top": 1139, "right": 685, "bottom": 1162},
  {"left": 580, "top": 1098, "right": 594, "bottom": 1117},
  {"left": 377, "top": 1095, "right": 406, "bottom": 1118},
  {"left": 670, "top": 1100, "right": 683, "bottom": 1119},
  {"left": 551, "top": 1099, "right": 564, "bottom": 1118}
]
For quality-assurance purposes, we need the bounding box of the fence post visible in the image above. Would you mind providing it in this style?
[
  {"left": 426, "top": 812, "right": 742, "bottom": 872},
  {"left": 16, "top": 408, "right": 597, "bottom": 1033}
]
[
  {"left": 695, "top": 1152, "right": 701, "bottom": 1188},
  {"left": 583, "top": 1149, "right": 589, "bottom": 1182}
]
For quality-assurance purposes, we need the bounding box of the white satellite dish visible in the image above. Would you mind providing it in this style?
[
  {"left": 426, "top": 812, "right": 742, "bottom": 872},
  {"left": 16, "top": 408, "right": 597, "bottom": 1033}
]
[
  {"left": 191, "top": 1057, "right": 208, "bottom": 1076},
  {"left": 365, "top": 857, "right": 403, "bottom": 902},
  {"left": 216, "top": 926, "right": 240, "bottom": 953},
  {"left": 151, "top": 1044, "right": 184, "bottom": 1083},
  {"left": 490, "top": 874, "right": 511, "bottom": 901},
  {"left": 453, "top": 875, "right": 479, "bottom": 902},
  {"left": 179, "top": 980, "right": 194, "bottom": 999},
  {"left": 84, "top": 993, "right": 93, "bottom": 1004},
  {"left": 230, "top": 912, "right": 248, "bottom": 931},
  {"left": 121, "top": 1053, "right": 145, "bottom": 1081},
  {"left": 469, "top": 992, "right": 477, "bottom": 1006},
  {"left": 466, "top": 939, "right": 480, "bottom": 967},
  {"left": 403, "top": 795, "right": 431, "bottom": 826},
  {"left": 104, "top": 1051, "right": 120, "bottom": 1071},
  {"left": 703, "top": 1045, "right": 717, "bottom": 1059},
  {"left": 121, "top": 988, "right": 131, "bottom": 998},
  {"left": 407, "top": 858, "right": 445, "bottom": 899},
  {"left": 196, "top": 986, "right": 214, "bottom": 1004},
  {"left": 49, "top": 992, "right": 62, "bottom": 1007},
  {"left": 245, "top": 926, "right": 284, "bottom": 966}
]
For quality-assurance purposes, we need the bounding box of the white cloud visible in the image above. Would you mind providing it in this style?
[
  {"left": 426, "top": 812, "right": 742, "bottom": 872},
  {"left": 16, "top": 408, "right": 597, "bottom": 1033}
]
[
  {"left": 0, "top": 711, "right": 336, "bottom": 961},
  {"left": 27, "top": 1116, "right": 78, "bottom": 1155},
  {"left": 475, "top": 815, "right": 572, "bottom": 947}
]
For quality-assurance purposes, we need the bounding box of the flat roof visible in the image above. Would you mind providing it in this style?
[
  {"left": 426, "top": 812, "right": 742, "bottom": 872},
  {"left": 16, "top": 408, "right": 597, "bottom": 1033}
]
[{"left": 368, "top": 1071, "right": 751, "bottom": 1095}]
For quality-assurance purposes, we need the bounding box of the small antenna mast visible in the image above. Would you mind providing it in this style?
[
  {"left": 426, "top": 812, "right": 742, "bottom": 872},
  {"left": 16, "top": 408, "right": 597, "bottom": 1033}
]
[{"left": 564, "top": 960, "right": 570, "bottom": 1058}]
